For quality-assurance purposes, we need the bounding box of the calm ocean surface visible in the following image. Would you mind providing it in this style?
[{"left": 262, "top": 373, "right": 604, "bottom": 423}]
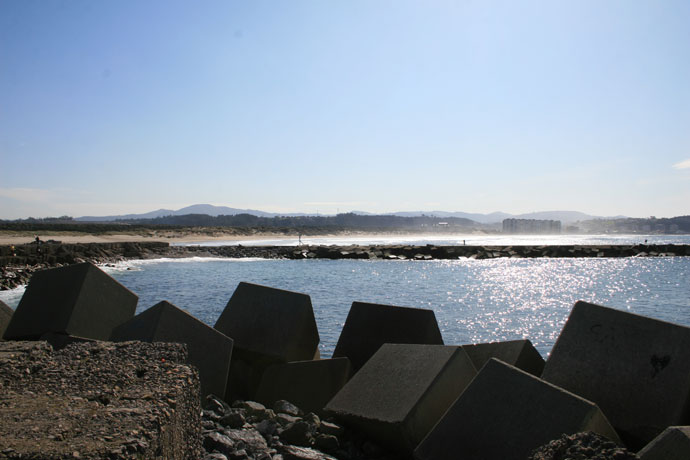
[{"left": 2, "top": 235, "right": 689, "bottom": 359}]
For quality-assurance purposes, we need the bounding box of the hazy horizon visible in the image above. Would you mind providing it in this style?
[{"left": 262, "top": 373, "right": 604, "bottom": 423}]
[{"left": 2, "top": 1, "right": 689, "bottom": 220}]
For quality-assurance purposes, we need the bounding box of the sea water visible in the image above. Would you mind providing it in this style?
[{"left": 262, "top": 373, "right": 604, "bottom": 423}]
[{"left": 2, "top": 236, "right": 689, "bottom": 359}]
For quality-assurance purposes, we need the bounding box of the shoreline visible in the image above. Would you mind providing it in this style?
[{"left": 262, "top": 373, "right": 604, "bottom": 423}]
[{"left": 2, "top": 240, "right": 689, "bottom": 291}]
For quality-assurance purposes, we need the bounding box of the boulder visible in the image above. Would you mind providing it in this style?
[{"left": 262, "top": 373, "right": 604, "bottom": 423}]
[
  {"left": 255, "top": 357, "right": 351, "bottom": 415},
  {"left": 332, "top": 301, "right": 443, "bottom": 373},
  {"left": 3, "top": 262, "right": 137, "bottom": 341},
  {"left": 414, "top": 359, "right": 621, "bottom": 460},
  {"left": 638, "top": 426, "right": 690, "bottom": 460},
  {"left": 214, "top": 282, "right": 320, "bottom": 402},
  {"left": 111, "top": 300, "right": 234, "bottom": 399},
  {"left": 0, "top": 299, "right": 12, "bottom": 341},
  {"left": 541, "top": 301, "right": 690, "bottom": 449},
  {"left": 325, "top": 343, "right": 477, "bottom": 454},
  {"left": 461, "top": 339, "right": 544, "bottom": 376}
]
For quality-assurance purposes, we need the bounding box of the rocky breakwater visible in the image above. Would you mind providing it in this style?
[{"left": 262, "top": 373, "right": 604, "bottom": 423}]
[
  {"left": 0, "top": 242, "right": 171, "bottom": 289},
  {"left": 286, "top": 243, "right": 690, "bottom": 261}
]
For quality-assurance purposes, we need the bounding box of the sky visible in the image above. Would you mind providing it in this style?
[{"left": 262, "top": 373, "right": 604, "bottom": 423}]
[{"left": 1, "top": 0, "right": 689, "bottom": 219}]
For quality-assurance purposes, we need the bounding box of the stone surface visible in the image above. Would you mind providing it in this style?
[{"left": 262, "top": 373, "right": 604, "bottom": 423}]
[
  {"left": 414, "top": 358, "right": 621, "bottom": 460},
  {"left": 2, "top": 262, "right": 138, "bottom": 341},
  {"left": 111, "top": 300, "right": 234, "bottom": 398},
  {"left": 0, "top": 341, "right": 201, "bottom": 459},
  {"left": 541, "top": 301, "right": 690, "bottom": 449},
  {"left": 325, "top": 343, "right": 477, "bottom": 454},
  {"left": 0, "top": 299, "right": 12, "bottom": 341},
  {"left": 332, "top": 301, "right": 443, "bottom": 373},
  {"left": 214, "top": 282, "right": 319, "bottom": 401},
  {"left": 461, "top": 339, "right": 545, "bottom": 376},
  {"left": 528, "top": 432, "right": 639, "bottom": 460},
  {"left": 256, "top": 357, "right": 351, "bottom": 415},
  {"left": 638, "top": 426, "right": 690, "bottom": 460}
]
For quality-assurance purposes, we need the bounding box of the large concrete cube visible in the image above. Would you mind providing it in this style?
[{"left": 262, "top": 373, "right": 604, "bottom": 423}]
[
  {"left": 214, "top": 282, "right": 320, "bottom": 402},
  {"left": 214, "top": 282, "right": 319, "bottom": 362},
  {"left": 461, "top": 339, "right": 544, "bottom": 376},
  {"left": 255, "top": 357, "right": 352, "bottom": 415},
  {"left": 414, "top": 358, "right": 621, "bottom": 460},
  {"left": 332, "top": 302, "right": 443, "bottom": 373},
  {"left": 541, "top": 301, "right": 690, "bottom": 449},
  {"left": 0, "top": 300, "right": 12, "bottom": 341},
  {"left": 3, "top": 262, "right": 138, "bottom": 341},
  {"left": 325, "top": 344, "right": 477, "bottom": 454},
  {"left": 111, "top": 300, "right": 234, "bottom": 399},
  {"left": 638, "top": 426, "right": 690, "bottom": 460}
]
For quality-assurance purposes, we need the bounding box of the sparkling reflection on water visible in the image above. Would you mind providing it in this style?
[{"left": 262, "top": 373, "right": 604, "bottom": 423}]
[{"left": 3, "top": 257, "right": 689, "bottom": 359}]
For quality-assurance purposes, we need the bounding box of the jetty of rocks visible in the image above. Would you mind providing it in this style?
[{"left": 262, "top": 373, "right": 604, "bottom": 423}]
[
  {"left": 2, "top": 240, "right": 689, "bottom": 290},
  {"left": 2, "top": 261, "right": 689, "bottom": 459}
]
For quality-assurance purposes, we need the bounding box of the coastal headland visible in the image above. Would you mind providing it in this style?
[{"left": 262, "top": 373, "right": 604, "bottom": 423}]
[{"left": 1, "top": 239, "right": 689, "bottom": 290}]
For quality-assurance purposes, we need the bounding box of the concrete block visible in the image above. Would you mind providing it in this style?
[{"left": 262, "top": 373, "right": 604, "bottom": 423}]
[
  {"left": 638, "top": 426, "right": 690, "bottom": 460},
  {"left": 541, "top": 301, "right": 690, "bottom": 449},
  {"left": 255, "top": 357, "right": 352, "bottom": 415},
  {"left": 414, "top": 358, "right": 621, "bottom": 460},
  {"left": 0, "top": 300, "right": 12, "bottom": 341},
  {"left": 111, "top": 300, "right": 234, "bottom": 399},
  {"left": 461, "top": 339, "right": 544, "bottom": 376},
  {"left": 332, "top": 302, "right": 443, "bottom": 373},
  {"left": 325, "top": 344, "right": 477, "bottom": 454},
  {"left": 214, "top": 282, "right": 319, "bottom": 362},
  {"left": 214, "top": 282, "right": 320, "bottom": 402},
  {"left": 3, "top": 262, "right": 138, "bottom": 341}
]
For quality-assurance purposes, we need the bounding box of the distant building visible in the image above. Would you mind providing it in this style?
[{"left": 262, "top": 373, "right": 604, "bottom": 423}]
[{"left": 502, "top": 218, "right": 561, "bottom": 234}]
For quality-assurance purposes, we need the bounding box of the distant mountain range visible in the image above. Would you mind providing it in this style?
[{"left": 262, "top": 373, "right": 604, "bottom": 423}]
[{"left": 76, "top": 204, "right": 623, "bottom": 224}]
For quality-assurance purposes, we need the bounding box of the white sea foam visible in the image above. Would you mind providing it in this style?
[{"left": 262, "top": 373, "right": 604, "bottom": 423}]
[
  {"left": 0, "top": 285, "right": 26, "bottom": 309},
  {"left": 99, "top": 256, "right": 270, "bottom": 274}
]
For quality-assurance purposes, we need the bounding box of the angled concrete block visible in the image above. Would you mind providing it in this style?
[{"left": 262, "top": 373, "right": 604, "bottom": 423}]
[
  {"left": 3, "top": 262, "right": 137, "bottom": 341},
  {"left": 461, "top": 339, "right": 544, "bottom": 376},
  {"left": 541, "top": 301, "right": 690, "bottom": 449},
  {"left": 332, "top": 302, "right": 443, "bottom": 373},
  {"left": 325, "top": 344, "right": 477, "bottom": 454},
  {"left": 0, "top": 300, "right": 12, "bottom": 341},
  {"left": 214, "top": 282, "right": 319, "bottom": 362},
  {"left": 214, "top": 282, "right": 319, "bottom": 402},
  {"left": 255, "top": 357, "right": 352, "bottom": 415},
  {"left": 111, "top": 300, "right": 234, "bottom": 399},
  {"left": 638, "top": 426, "right": 690, "bottom": 460},
  {"left": 414, "top": 358, "right": 621, "bottom": 460}
]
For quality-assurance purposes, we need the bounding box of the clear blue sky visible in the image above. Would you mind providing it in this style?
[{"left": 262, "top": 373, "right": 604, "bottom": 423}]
[{"left": 1, "top": 0, "right": 689, "bottom": 219}]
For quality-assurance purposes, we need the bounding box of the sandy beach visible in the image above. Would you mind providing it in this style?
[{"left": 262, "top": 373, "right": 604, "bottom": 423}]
[{"left": 0, "top": 231, "right": 298, "bottom": 246}]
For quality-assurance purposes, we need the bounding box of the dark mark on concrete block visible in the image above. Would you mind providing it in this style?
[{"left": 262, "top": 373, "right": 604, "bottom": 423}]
[
  {"left": 541, "top": 301, "right": 690, "bottom": 449},
  {"left": 3, "top": 262, "right": 137, "bottom": 341},
  {"left": 414, "top": 358, "right": 621, "bottom": 460},
  {"left": 325, "top": 344, "right": 476, "bottom": 454},
  {"left": 111, "top": 300, "right": 234, "bottom": 399},
  {"left": 332, "top": 302, "right": 443, "bottom": 373}
]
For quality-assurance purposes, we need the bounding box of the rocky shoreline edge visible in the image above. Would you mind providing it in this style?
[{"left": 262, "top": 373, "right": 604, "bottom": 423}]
[{"left": 2, "top": 241, "right": 689, "bottom": 290}]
